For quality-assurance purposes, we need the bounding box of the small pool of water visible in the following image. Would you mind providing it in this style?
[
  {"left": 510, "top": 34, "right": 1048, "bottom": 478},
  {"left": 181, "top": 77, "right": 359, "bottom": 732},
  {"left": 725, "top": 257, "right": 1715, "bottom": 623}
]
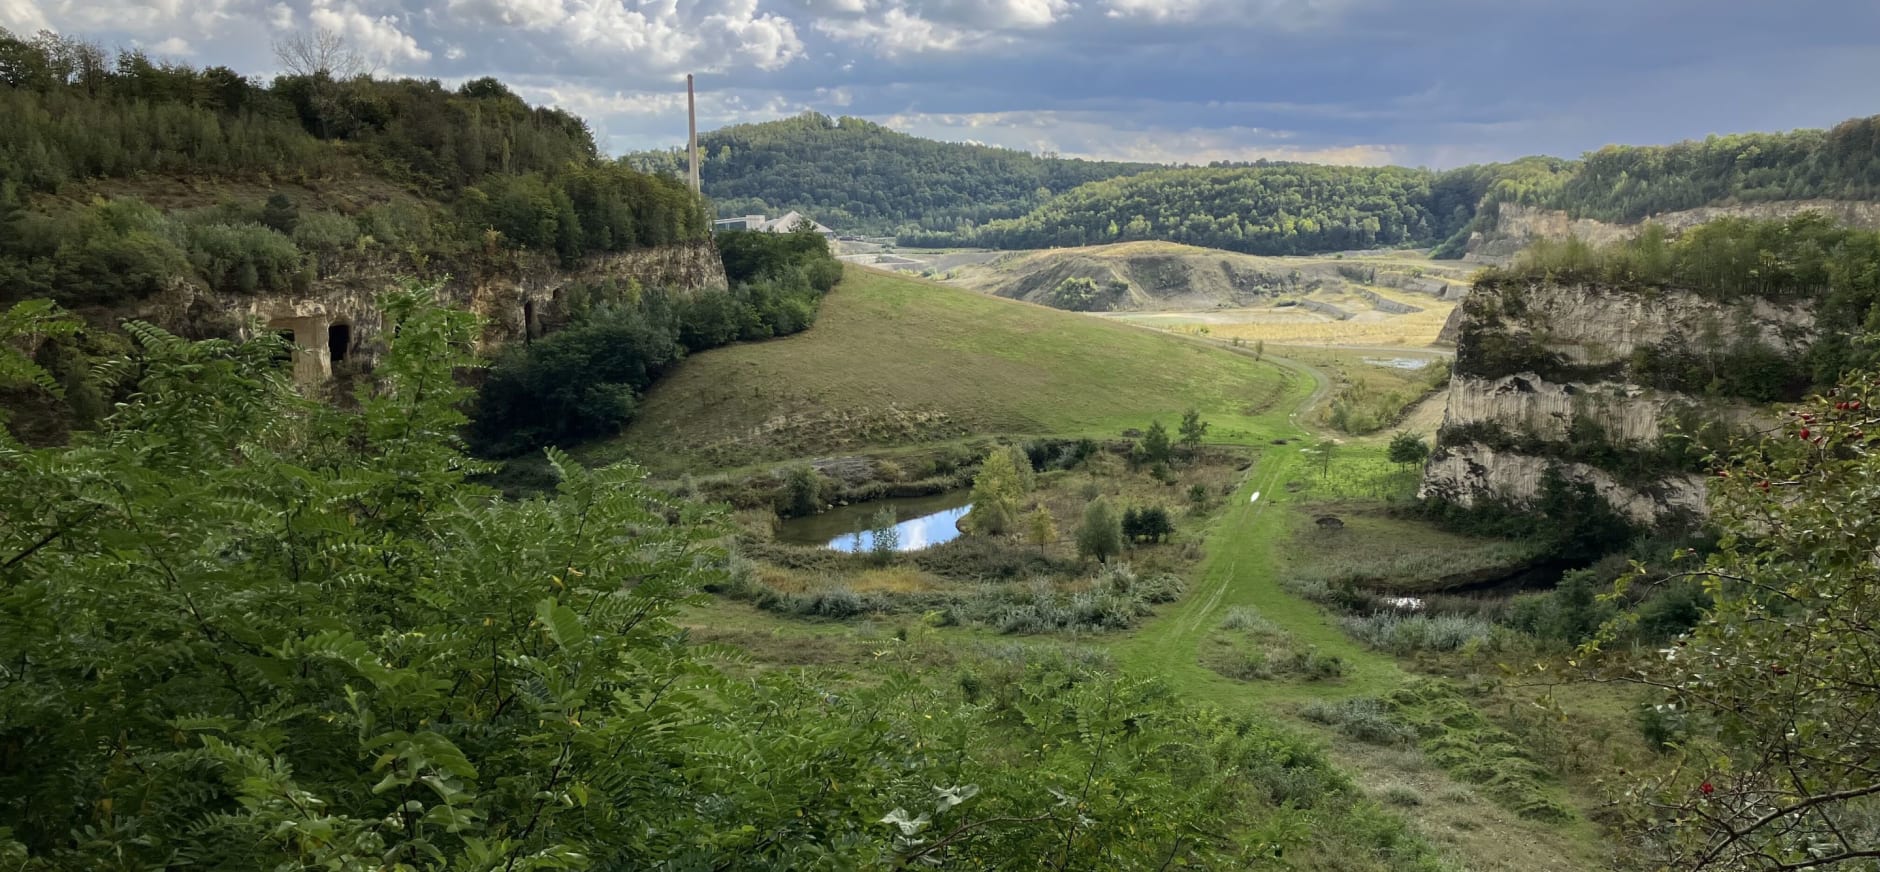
[
  {"left": 1363, "top": 356, "right": 1437, "bottom": 370},
  {"left": 775, "top": 490, "right": 973, "bottom": 553}
]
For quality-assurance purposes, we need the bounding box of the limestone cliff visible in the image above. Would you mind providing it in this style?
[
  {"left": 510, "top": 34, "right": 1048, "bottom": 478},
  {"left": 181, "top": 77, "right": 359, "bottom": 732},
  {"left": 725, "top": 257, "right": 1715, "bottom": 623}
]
[
  {"left": 1420, "top": 280, "right": 1809, "bottom": 528},
  {"left": 1466, "top": 200, "right": 1880, "bottom": 262},
  {"left": 132, "top": 242, "right": 727, "bottom": 385}
]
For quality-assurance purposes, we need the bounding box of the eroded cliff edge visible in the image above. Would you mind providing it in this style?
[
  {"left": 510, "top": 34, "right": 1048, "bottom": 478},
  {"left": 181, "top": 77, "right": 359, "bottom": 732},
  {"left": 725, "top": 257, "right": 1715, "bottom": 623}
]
[
  {"left": 132, "top": 242, "right": 728, "bottom": 384},
  {"left": 1419, "top": 279, "right": 1810, "bottom": 529}
]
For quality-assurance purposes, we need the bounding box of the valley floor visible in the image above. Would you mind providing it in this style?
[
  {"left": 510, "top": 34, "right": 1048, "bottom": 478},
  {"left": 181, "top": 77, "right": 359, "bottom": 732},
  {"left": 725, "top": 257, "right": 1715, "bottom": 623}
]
[{"left": 635, "top": 267, "right": 1635, "bottom": 869}]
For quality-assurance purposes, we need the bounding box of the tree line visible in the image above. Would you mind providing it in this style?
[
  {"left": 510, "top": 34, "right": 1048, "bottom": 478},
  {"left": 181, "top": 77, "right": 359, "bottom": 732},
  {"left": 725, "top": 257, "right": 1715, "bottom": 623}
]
[
  {"left": 626, "top": 112, "right": 1155, "bottom": 236},
  {"left": 668, "top": 108, "right": 1880, "bottom": 261},
  {"left": 0, "top": 27, "right": 707, "bottom": 305},
  {"left": 901, "top": 163, "right": 1481, "bottom": 255}
]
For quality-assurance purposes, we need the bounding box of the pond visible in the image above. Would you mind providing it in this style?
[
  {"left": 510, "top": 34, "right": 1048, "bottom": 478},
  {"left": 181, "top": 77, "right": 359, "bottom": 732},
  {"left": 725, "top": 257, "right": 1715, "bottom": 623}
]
[{"left": 774, "top": 489, "right": 974, "bottom": 553}]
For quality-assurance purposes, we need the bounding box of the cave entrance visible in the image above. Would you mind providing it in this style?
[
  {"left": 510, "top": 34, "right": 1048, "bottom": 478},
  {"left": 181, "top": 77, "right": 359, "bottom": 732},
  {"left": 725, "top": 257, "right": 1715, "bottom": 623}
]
[
  {"left": 328, "top": 323, "right": 351, "bottom": 364},
  {"left": 523, "top": 299, "right": 537, "bottom": 342}
]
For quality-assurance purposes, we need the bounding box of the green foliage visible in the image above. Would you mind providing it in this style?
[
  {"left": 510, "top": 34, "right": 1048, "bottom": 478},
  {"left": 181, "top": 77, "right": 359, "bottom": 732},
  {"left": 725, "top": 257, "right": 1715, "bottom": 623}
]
[
  {"left": 1025, "top": 504, "right": 1056, "bottom": 551},
  {"left": 1386, "top": 681, "right": 1573, "bottom": 823},
  {"left": 1044, "top": 275, "right": 1125, "bottom": 311},
  {"left": 1595, "top": 377, "right": 1880, "bottom": 867},
  {"left": 1483, "top": 118, "right": 1880, "bottom": 222},
  {"left": 782, "top": 464, "right": 827, "bottom": 517},
  {"left": 1300, "top": 698, "right": 1418, "bottom": 746},
  {"left": 471, "top": 222, "right": 842, "bottom": 454},
  {"left": 1141, "top": 419, "right": 1172, "bottom": 465},
  {"left": 639, "top": 112, "right": 1153, "bottom": 236},
  {"left": 1075, "top": 499, "right": 1123, "bottom": 564},
  {"left": 905, "top": 163, "right": 1475, "bottom": 255},
  {"left": 2, "top": 287, "right": 1440, "bottom": 870},
  {"left": 866, "top": 506, "right": 899, "bottom": 563},
  {"left": 0, "top": 27, "right": 707, "bottom": 299},
  {"left": 965, "top": 447, "right": 1026, "bottom": 535},
  {"left": 1414, "top": 465, "right": 1642, "bottom": 555},
  {"left": 1178, "top": 407, "right": 1208, "bottom": 457},
  {"left": 1387, "top": 431, "right": 1430, "bottom": 469},
  {"left": 1337, "top": 612, "right": 1497, "bottom": 655},
  {"left": 1120, "top": 504, "right": 1174, "bottom": 543}
]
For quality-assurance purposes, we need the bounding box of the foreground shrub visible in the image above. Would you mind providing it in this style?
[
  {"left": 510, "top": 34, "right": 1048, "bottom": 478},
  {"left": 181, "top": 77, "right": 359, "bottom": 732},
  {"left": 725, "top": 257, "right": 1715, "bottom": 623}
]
[
  {"left": 0, "top": 292, "right": 1451, "bottom": 869},
  {"left": 1338, "top": 612, "right": 1496, "bottom": 655}
]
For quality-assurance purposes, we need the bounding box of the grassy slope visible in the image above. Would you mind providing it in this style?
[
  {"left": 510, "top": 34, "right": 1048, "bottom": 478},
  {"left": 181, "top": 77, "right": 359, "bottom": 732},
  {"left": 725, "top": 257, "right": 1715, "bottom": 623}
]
[{"left": 606, "top": 265, "right": 1294, "bottom": 471}]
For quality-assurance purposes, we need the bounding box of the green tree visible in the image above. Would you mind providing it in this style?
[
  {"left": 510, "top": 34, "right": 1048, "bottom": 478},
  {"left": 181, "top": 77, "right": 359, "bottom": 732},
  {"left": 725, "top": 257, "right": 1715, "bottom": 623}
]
[
  {"left": 1142, "top": 420, "right": 1173, "bottom": 466},
  {"left": 1314, "top": 438, "right": 1339, "bottom": 480},
  {"left": 1006, "top": 443, "right": 1037, "bottom": 494},
  {"left": 868, "top": 506, "right": 900, "bottom": 564},
  {"left": 1025, "top": 504, "right": 1057, "bottom": 553},
  {"left": 966, "top": 447, "right": 1024, "bottom": 535},
  {"left": 1254, "top": 339, "right": 1265, "bottom": 361},
  {"left": 784, "top": 464, "right": 824, "bottom": 517},
  {"left": 260, "top": 191, "right": 298, "bottom": 235},
  {"left": 1076, "top": 499, "right": 1123, "bottom": 564},
  {"left": 1387, "top": 431, "right": 1430, "bottom": 471},
  {"left": 1597, "top": 380, "right": 1880, "bottom": 869},
  {"left": 1178, "top": 408, "right": 1209, "bottom": 459}
]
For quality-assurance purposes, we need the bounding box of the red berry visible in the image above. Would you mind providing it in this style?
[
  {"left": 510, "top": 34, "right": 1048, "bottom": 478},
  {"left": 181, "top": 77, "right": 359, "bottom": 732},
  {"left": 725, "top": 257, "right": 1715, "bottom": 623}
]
[
  {"left": 1760, "top": 481, "right": 1771, "bottom": 491},
  {"left": 1800, "top": 428, "right": 1811, "bottom": 439},
  {"left": 1854, "top": 402, "right": 1864, "bottom": 411},
  {"left": 1701, "top": 781, "right": 1715, "bottom": 795}
]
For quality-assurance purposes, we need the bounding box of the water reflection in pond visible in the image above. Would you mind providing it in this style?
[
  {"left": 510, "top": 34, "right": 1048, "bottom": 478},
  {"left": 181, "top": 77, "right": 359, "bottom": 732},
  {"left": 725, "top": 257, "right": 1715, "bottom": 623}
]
[{"left": 775, "top": 490, "right": 973, "bottom": 553}]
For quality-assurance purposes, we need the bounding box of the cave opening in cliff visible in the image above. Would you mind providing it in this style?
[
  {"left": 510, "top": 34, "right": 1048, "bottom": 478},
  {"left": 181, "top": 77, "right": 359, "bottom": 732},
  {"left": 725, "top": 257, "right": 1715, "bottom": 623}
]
[
  {"left": 523, "top": 299, "right": 536, "bottom": 342},
  {"left": 328, "top": 323, "right": 351, "bottom": 364}
]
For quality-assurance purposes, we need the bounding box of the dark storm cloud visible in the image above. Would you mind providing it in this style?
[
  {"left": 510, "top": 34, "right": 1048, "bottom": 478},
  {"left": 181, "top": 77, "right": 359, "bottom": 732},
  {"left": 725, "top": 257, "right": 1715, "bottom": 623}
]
[{"left": 5, "top": 0, "right": 1876, "bottom": 165}]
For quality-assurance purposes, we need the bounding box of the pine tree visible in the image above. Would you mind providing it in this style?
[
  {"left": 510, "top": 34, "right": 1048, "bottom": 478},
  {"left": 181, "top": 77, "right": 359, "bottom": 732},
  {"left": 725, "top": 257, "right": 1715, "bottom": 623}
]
[{"left": 1142, "top": 420, "right": 1172, "bottom": 466}]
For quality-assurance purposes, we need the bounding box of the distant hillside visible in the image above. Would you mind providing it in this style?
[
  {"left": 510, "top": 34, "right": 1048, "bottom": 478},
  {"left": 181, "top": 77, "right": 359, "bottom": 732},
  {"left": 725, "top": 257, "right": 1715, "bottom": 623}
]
[
  {"left": 942, "top": 241, "right": 1471, "bottom": 312},
  {"left": 903, "top": 164, "right": 1483, "bottom": 256},
  {"left": 663, "top": 109, "right": 1880, "bottom": 260},
  {"left": 0, "top": 28, "right": 708, "bottom": 316},
  {"left": 627, "top": 113, "right": 1154, "bottom": 236},
  {"left": 609, "top": 266, "right": 1292, "bottom": 470}
]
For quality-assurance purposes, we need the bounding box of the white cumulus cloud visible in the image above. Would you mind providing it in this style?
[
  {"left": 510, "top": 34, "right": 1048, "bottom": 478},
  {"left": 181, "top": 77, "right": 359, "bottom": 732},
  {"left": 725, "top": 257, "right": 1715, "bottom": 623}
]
[{"left": 308, "top": 0, "right": 430, "bottom": 64}]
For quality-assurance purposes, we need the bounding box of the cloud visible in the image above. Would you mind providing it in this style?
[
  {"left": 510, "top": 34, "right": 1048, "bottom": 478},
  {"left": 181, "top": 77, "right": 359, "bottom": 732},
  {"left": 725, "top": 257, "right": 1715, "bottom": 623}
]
[
  {"left": 814, "top": 7, "right": 968, "bottom": 56},
  {"left": 1103, "top": 0, "right": 1359, "bottom": 27},
  {"left": 878, "top": 108, "right": 1398, "bottom": 165},
  {"left": 0, "top": 0, "right": 51, "bottom": 31},
  {"left": 305, "top": 0, "right": 430, "bottom": 64},
  {"left": 9, "top": 0, "right": 1880, "bottom": 170},
  {"left": 808, "top": 0, "right": 1071, "bottom": 57}
]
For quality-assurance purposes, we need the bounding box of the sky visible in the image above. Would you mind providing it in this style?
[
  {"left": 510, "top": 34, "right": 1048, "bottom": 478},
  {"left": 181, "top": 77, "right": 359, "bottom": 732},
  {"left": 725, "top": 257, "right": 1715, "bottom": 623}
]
[{"left": 5, "top": 0, "right": 1878, "bottom": 168}]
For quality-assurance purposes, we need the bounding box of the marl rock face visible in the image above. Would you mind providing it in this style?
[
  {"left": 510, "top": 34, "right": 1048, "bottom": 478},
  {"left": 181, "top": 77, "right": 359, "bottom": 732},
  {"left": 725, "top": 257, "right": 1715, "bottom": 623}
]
[
  {"left": 132, "top": 243, "right": 728, "bottom": 385},
  {"left": 1421, "top": 281, "right": 1810, "bottom": 528},
  {"left": 1466, "top": 200, "right": 1880, "bottom": 262}
]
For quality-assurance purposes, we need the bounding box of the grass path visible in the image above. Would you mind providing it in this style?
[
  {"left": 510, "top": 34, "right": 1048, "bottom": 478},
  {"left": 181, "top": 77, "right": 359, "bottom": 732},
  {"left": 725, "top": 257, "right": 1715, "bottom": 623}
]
[{"left": 1105, "top": 382, "right": 1405, "bottom": 706}]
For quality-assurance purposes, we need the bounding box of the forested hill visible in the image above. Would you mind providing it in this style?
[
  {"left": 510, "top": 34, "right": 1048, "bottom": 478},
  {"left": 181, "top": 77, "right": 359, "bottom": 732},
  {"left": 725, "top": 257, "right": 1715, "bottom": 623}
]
[
  {"left": 1476, "top": 115, "right": 1880, "bottom": 222},
  {"left": 680, "top": 109, "right": 1880, "bottom": 258},
  {"left": 627, "top": 113, "right": 1155, "bottom": 236},
  {"left": 901, "top": 164, "right": 1486, "bottom": 255},
  {"left": 0, "top": 28, "right": 707, "bottom": 311}
]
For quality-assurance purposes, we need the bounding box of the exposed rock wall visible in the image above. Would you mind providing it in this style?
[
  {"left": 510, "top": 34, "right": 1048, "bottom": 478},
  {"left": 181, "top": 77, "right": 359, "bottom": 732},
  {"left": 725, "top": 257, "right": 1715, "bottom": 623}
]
[
  {"left": 1421, "top": 280, "right": 1811, "bottom": 528},
  {"left": 137, "top": 242, "right": 727, "bottom": 384},
  {"left": 1421, "top": 443, "right": 1708, "bottom": 528},
  {"left": 1467, "top": 200, "right": 1880, "bottom": 262}
]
